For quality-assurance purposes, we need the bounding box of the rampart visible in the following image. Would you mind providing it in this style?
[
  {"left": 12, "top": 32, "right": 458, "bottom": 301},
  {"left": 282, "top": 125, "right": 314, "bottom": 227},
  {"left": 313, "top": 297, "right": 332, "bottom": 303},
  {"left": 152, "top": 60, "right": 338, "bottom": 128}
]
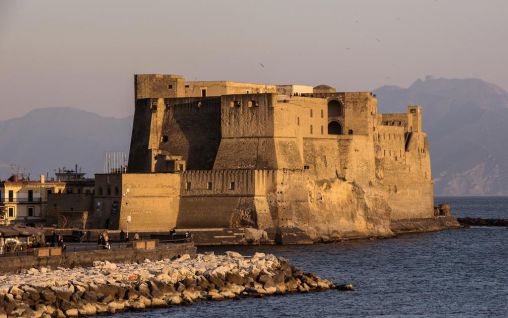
[{"left": 94, "top": 74, "right": 457, "bottom": 244}]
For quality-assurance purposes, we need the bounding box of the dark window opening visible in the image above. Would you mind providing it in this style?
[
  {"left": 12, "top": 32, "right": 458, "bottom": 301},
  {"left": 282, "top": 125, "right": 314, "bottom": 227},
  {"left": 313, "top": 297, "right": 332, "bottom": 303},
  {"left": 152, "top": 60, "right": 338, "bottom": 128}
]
[
  {"left": 28, "top": 190, "right": 33, "bottom": 202},
  {"left": 185, "top": 84, "right": 190, "bottom": 88},
  {"left": 304, "top": 165, "right": 310, "bottom": 170},
  {"left": 28, "top": 207, "right": 34, "bottom": 217},
  {"left": 328, "top": 100, "right": 344, "bottom": 117},
  {"left": 162, "top": 135, "right": 169, "bottom": 143},
  {"left": 47, "top": 189, "right": 52, "bottom": 196},
  {"left": 186, "top": 182, "right": 191, "bottom": 190},
  {"left": 321, "top": 109, "right": 324, "bottom": 118},
  {"left": 229, "top": 182, "right": 235, "bottom": 190},
  {"left": 348, "top": 129, "right": 354, "bottom": 135},
  {"left": 115, "top": 187, "right": 120, "bottom": 196},
  {"left": 297, "top": 117, "right": 300, "bottom": 126},
  {"left": 8, "top": 208, "right": 14, "bottom": 217},
  {"left": 230, "top": 100, "right": 241, "bottom": 108},
  {"left": 207, "top": 182, "right": 213, "bottom": 190},
  {"left": 321, "top": 125, "right": 324, "bottom": 134},
  {"left": 310, "top": 125, "right": 313, "bottom": 134},
  {"left": 168, "top": 84, "right": 173, "bottom": 89},
  {"left": 201, "top": 89, "right": 207, "bottom": 97},
  {"left": 8, "top": 190, "right": 13, "bottom": 202},
  {"left": 310, "top": 109, "right": 313, "bottom": 117},
  {"left": 248, "top": 100, "right": 258, "bottom": 107},
  {"left": 328, "top": 121, "right": 343, "bottom": 135}
]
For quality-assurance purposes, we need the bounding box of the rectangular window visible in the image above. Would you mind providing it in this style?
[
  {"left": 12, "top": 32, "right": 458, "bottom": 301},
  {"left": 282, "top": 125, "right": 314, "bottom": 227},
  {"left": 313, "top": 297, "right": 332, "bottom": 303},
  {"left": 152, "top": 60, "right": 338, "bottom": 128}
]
[
  {"left": 28, "top": 190, "right": 33, "bottom": 202},
  {"left": 47, "top": 189, "right": 52, "bottom": 196},
  {"left": 207, "top": 182, "right": 213, "bottom": 190},
  {"left": 168, "top": 84, "right": 173, "bottom": 89},
  {"left": 201, "top": 89, "right": 207, "bottom": 97},
  {"left": 28, "top": 207, "right": 34, "bottom": 217},
  {"left": 321, "top": 125, "right": 324, "bottom": 135},
  {"left": 8, "top": 190, "right": 13, "bottom": 202},
  {"left": 321, "top": 109, "right": 324, "bottom": 118},
  {"left": 310, "top": 125, "right": 313, "bottom": 134},
  {"left": 310, "top": 109, "right": 313, "bottom": 117},
  {"left": 297, "top": 117, "right": 300, "bottom": 126},
  {"left": 185, "top": 182, "right": 191, "bottom": 190},
  {"left": 229, "top": 182, "right": 235, "bottom": 190},
  {"left": 8, "top": 207, "right": 14, "bottom": 218}
]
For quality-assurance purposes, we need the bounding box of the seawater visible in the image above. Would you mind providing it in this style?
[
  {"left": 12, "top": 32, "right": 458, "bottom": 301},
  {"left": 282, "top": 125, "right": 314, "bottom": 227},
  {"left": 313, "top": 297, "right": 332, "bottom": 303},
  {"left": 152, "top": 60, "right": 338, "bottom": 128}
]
[{"left": 110, "top": 197, "right": 508, "bottom": 317}]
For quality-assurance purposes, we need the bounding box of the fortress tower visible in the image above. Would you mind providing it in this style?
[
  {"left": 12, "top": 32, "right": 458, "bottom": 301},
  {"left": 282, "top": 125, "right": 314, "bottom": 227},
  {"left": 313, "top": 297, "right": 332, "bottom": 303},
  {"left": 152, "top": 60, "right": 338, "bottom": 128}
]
[{"left": 93, "top": 74, "right": 457, "bottom": 243}]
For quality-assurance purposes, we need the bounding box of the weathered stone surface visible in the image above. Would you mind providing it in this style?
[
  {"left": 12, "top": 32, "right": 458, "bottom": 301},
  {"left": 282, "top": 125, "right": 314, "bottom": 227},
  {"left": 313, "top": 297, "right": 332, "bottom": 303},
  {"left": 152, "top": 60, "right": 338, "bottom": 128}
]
[{"left": 0, "top": 252, "right": 337, "bottom": 317}]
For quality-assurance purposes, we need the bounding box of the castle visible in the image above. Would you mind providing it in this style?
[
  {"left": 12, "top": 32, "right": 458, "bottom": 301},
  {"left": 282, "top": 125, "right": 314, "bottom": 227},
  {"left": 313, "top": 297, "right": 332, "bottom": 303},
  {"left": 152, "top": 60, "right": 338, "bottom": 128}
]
[{"left": 92, "top": 74, "right": 456, "bottom": 243}]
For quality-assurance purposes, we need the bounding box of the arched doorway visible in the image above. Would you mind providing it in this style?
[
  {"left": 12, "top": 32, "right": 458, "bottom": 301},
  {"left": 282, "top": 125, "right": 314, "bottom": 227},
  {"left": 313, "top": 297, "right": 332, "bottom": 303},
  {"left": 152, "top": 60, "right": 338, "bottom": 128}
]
[
  {"left": 328, "top": 100, "right": 344, "bottom": 117},
  {"left": 328, "top": 121, "right": 343, "bottom": 135}
]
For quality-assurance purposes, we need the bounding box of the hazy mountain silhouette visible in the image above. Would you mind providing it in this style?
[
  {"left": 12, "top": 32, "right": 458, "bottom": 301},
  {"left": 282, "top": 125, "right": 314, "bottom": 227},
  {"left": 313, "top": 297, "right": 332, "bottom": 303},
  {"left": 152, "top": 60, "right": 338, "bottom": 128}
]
[
  {"left": 375, "top": 76, "right": 508, "bottom": 195},
  {"left": 0, "top": 108, "right": 132, "bottom": 179},
  {"left": 2, "top": 77, "right": 507, "bottom": 195}
]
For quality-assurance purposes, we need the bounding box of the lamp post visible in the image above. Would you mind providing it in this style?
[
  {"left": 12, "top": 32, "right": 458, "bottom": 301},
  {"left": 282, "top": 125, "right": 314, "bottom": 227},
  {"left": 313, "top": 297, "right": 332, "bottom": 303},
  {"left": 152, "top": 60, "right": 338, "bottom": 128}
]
[{"left": 122, "top": 188, "right": 131, "bottom": 239}]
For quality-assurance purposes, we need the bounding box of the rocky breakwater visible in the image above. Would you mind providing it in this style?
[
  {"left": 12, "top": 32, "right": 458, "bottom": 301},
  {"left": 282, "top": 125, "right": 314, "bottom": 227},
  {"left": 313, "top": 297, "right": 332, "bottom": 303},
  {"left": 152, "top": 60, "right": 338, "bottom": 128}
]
[{"left": 0, "top": 252, "right": 337, "bottom": 317}]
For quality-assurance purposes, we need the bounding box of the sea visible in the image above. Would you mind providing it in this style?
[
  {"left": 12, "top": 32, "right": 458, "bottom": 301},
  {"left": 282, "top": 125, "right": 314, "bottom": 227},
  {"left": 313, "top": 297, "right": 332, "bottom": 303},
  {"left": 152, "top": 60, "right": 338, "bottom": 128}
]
[{"left": 111, "top": 197, "right": 508, "bottom": 317}]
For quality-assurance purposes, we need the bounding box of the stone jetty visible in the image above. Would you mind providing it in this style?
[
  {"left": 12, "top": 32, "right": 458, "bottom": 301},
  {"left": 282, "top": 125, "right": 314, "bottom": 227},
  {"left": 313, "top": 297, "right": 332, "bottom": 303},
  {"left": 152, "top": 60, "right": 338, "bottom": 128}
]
[{"left": 0, "top": 252, "right": 335, "bottom": 317}]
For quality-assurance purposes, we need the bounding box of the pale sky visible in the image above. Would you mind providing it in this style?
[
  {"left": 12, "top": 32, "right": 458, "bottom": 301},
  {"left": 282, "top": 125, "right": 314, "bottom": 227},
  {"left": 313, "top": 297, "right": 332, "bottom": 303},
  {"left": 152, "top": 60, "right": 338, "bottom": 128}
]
[{"left": 0, "top": 0, "right": 507, "bottom": 120}]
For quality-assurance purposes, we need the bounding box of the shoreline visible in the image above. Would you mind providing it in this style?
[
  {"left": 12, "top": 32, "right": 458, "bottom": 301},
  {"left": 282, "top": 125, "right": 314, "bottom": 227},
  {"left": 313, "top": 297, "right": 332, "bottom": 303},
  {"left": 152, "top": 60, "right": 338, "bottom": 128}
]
[{"left": 0, "top": 252, "right": 336, "bottom": 318}]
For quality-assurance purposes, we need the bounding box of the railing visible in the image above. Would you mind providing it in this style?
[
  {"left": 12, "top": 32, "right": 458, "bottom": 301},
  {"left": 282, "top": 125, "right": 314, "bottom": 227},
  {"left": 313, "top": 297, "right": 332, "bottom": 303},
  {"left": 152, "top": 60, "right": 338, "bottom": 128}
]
[{"left": 0, "top": 238, "right": 191, "bottom": 257}]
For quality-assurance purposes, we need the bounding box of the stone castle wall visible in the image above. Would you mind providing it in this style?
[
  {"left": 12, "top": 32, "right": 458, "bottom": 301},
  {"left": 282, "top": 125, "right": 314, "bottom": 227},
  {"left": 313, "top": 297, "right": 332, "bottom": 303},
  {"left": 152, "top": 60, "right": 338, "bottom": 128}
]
[{"left": 106, "top": 74, "right": 444, "bottom": 242}]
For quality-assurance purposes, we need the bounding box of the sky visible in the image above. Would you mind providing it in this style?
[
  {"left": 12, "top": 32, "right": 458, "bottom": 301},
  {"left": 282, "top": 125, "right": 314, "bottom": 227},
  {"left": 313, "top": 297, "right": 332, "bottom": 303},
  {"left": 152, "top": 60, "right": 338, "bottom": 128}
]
[{"left": 0, "top": 0, "right": 507, "bottom": 120}]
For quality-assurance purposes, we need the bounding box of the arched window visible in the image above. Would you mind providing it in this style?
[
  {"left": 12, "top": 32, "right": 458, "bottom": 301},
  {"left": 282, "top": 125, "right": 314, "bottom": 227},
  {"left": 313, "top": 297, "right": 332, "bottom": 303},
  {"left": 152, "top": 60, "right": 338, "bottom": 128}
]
[
  {"left": 328, "top": 100, "right": 344, "bottom": 118},
  {"left": 328, "top": 121, "right": 343, "bottom": 135}
]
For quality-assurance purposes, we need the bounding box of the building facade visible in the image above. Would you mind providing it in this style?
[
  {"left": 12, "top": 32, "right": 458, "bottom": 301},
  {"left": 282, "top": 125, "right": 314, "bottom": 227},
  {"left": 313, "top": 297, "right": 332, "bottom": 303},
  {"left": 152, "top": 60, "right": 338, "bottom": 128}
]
[{"left": 90, "top": 74, "right": 454, "bottom": 243}]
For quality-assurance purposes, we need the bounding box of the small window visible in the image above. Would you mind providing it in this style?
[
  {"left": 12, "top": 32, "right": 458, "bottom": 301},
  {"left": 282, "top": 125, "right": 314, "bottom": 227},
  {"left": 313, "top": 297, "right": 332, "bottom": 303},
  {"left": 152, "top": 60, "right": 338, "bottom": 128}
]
[
  {"left": 230, "top": 100, "right": 241, "bottom": 108},
  {"left": 28, "top": 190, "right": 33, "bottom": 202},
  {"left": 47, "top": 189, "right": 52, "bottom": 196},
  {"left": 115, "top": 187, "right": 120, "bottom": 196},
  {"left": 304, "top": 165, "right": 310, "bottom": 170},
  {"left": 8, "top": 190, "right": 13, "bottom": 202},
  {"left": 162, "top": 135, "right": 169, "bottom": 143},
  {"left": 28, "top": 207, "right": 34, "bottom": 217},
  {"left": 8, "top": 207, "right": 14, "bottom": 218},
  {"left": 310, "top": 125, "right": 313, "bottom": 134},
  {"left": 186, "top": 182, "right": 191, "bottom": 190},
  {"left": 229, "top": 182, "right": 235, "bottom": 190},
  {"left": 321, "top": 125, "right": 324, "bottom": 135},
  {"left": 297, "top": 117, "right": 300, "bottom": 126},
  {"left": 348, "top": 129, "right": 353, "bottom": 135},
  {"left": 248, "top": 100, "right": 258, "bottom": 107},
  {"left": 321, "top": 109, "right": 324, "bottom": 118},
  {"left": 207, "top": 182, "right": 213, "bottom": 190},
  {"left": 201, "top": 89, "right": 207, "bottom": 97},
  {"left": 185, "top": 84, "right": 190, "bottom": 88},
  {"left": 310, "top": 109, "right": 313, "bottom": 117},
  {"left": 58, "top": 189, "right": 62, "bottom": 194},
  {"left": 168, "top": 84, "right": 173, "bottom": 89}
]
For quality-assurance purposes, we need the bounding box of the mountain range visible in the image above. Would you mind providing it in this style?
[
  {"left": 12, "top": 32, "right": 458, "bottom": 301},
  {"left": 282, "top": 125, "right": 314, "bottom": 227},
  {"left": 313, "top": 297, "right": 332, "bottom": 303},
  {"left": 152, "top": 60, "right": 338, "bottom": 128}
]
[
  {"left": 1, "top": 76, "right": 507, "bottom": 195},
  {"left": 0, "top": 108, "right": 132, "bottom": 180}
]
